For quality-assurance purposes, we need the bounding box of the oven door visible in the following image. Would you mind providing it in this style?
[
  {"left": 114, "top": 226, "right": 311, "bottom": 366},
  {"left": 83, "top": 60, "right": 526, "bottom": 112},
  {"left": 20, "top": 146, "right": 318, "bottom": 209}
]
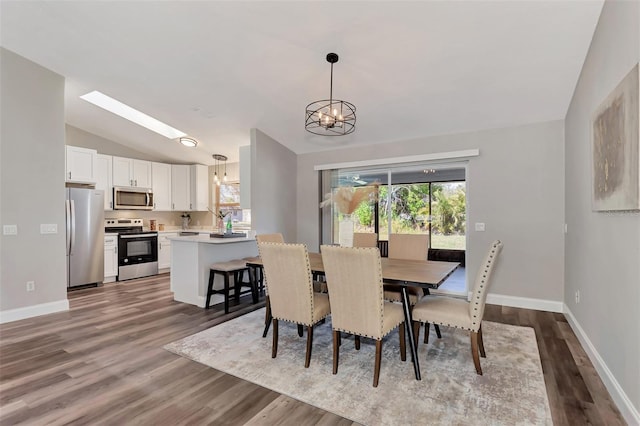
[{"left": 118, "top": 233, "right": 158, "bottom": 266}]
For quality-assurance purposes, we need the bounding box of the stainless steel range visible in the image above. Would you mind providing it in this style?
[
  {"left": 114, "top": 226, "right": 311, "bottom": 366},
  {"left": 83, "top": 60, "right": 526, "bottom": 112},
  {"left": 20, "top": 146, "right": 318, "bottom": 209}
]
[{"left": 105, "top": 218, "right": 158, "bottom": 281}]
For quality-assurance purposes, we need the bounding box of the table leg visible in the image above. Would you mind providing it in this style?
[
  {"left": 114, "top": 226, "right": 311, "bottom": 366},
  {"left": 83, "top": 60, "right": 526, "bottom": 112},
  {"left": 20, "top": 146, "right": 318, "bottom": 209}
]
[{"left": 401, "top": 286, "right": 421, "bottom": 380}]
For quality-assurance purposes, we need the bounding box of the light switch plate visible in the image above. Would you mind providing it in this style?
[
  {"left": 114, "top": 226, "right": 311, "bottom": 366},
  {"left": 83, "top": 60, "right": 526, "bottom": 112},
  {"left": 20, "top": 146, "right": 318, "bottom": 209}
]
[
  {"left": 3, "top": 225, "right": 17, "bottom": 235},
  {"left": 40, "top": 224, "right": 58, "bottom": 234},
  {"left": 475, "top": 223, "right": 485, "bottom": 232}
]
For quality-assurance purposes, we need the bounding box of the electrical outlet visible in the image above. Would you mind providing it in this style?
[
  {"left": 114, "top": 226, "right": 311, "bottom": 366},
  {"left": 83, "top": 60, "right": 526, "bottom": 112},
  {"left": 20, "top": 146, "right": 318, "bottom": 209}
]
[
  {"left": 26, "top": 281, "right": 35, "bottom": 292},
  {"left": 575, "top": 290, "right": 580, "bottom": 304},
  {"left": 475, "top": 223, "right": 485, "bottom": 232}
]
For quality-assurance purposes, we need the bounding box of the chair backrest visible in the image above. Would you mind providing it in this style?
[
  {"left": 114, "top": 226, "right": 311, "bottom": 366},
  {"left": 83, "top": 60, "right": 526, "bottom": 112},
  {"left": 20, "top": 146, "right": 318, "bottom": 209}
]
[
  {"left": 321, "top": 245, "right": 385, "bottom": 339},
  {"left": 258, "top": 242, "right": 315, "bottom": 325},
  {"left": 353, "top": 232, "right": 378, "bottom": 248},
  {"left": 256, "top": 233, "right": 284, "bottom": 243},
  {"left": 388, "top": 233, "right": 429, "bottom": 261},
  {"left": 468, "top": 240, "right": 503, "bottom": 331}
]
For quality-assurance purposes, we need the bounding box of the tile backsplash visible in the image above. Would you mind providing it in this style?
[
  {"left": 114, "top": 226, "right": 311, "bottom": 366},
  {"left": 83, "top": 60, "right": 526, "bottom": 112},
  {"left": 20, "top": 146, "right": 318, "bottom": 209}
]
[{"left": 104, "top": 210, "right": 213, "bottom": 229}]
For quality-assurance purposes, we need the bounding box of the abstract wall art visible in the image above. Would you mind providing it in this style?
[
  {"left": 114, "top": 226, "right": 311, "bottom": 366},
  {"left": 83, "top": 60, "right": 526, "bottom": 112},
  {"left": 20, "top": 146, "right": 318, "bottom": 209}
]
[{"left": 591, "top": 63, "right": 639, "bottom": 211}]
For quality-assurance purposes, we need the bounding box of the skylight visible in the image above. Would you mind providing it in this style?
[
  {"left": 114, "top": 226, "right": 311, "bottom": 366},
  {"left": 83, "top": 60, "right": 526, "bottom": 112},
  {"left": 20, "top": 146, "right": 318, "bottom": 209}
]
[{"left": 80, "top": 91, "right": 186, "bottom": 139}]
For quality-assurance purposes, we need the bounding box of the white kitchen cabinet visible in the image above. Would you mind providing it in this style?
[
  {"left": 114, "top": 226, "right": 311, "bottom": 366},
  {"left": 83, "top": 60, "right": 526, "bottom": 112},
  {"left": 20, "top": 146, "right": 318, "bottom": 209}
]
[
  {"left": 151, "top": 162, "right": 172, "bottom": 211},
  {"left": 171, "top": 164, "right": 191, "bottom": 211},
  {"left": 95, "top": 154, "right": 113, "bottom": 210},
  {"left": 190, "top": 164, "right": 209, "bottom": 211},
  {"left": 66, "top": 146, "right": 97, "bottom": 184},
  {"left": 239, "top": 145, "right": 251, "bottom": 209},
  {"left": 104, "top": 234, "right": 118, "bottom": 282},
  {"left": 112, "top": 156, "right": 152, "bottom": 188},
  {"left": 158, "top": 232, "right": 177, "bottom": 270}
]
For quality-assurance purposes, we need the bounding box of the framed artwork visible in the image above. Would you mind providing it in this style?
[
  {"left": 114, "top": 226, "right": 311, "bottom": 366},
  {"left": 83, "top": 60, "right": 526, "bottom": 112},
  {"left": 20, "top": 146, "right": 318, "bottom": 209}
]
[{"left": 591, "top": 63, "right": 639, "bottom": 211}]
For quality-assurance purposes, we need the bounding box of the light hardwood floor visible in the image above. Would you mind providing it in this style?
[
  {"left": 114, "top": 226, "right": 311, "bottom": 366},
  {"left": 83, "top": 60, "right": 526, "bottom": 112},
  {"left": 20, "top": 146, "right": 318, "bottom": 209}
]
[{"left": 0, "top": 274, "right": 626, "bottom": 425}]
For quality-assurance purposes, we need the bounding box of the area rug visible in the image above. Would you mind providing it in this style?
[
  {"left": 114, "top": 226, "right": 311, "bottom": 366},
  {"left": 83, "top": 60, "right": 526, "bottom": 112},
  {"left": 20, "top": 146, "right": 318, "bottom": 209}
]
[{"left": 165, "top": 309, "right": 552, "bottom": 425}]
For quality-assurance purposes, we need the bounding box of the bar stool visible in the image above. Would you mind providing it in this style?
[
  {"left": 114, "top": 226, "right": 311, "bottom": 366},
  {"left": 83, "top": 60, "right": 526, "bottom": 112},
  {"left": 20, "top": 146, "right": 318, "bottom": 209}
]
[{"left": 206, "top": 259, "right": 256, "bottom": 313}]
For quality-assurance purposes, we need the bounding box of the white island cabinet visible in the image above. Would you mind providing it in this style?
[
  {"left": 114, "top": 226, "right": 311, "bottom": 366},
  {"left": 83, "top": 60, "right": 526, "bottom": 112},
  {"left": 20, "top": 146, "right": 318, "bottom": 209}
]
[{"left": 169, "top": 234, "right": 257, "bottom": 307}]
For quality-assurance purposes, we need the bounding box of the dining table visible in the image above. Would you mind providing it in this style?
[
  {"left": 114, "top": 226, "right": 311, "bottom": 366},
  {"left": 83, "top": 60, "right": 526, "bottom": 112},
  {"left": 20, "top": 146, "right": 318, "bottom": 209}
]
[{"left": 246, "top": 252, "right": 459, "bottom": 380}]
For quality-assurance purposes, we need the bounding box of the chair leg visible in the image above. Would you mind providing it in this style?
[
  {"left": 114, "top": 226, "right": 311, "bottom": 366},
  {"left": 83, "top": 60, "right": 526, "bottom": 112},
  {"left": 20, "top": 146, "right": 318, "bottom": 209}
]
[
  {"left": 434, "top": 324, "right": 442, "bottom": 339},
  {"left": 373, "top": 340, "right": 383, "bottom": 387},
  {"left": 478, "top": 325, "right": 486, "bottom": 358},
  {"left": 338, "top": 331, "right": 342, "bottom": 347},
  {"left": 234, "top": 271, "right": 241, "bottom": 303},
  {"left": 332, "top": 330, "right": 340, "bottom": 374},
  {"left": 205, "top": 270, "right": 215, "bottom": 309},
  {"left": 355, "top": 335, "right": 361, "bottom": 350},
  {"left": 424, "top": 322, "right": 430, "bottom": 344},
  {"left": 223, "top": 273, "right": 230, "bottom": 314},
  {"left": 262, "top": 295, "right": 271, "bottom": 338},
  {"left": 471, "top": 331, "right": 482, "bottom": 375},
  {"left": 399, "top": 322, "right": 406, "bottom": 362},
  {"left": 412, "top": 321, "right": 420, "bottom": 349},
  {"left": 297, "top": 324, "right": 304, "bottom": 337},
  {"left": 305, "top": 325, "right": 313, "bottom": 368},
  {"left": 272, "top": 318, "right": 279, "bottom": 359}
]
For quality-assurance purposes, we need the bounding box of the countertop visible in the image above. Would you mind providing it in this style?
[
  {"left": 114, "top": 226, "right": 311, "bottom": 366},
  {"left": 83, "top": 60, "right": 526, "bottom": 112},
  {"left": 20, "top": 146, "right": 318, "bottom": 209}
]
[{"left": 168, "top": 234, "right": 256, "bottom": 244}]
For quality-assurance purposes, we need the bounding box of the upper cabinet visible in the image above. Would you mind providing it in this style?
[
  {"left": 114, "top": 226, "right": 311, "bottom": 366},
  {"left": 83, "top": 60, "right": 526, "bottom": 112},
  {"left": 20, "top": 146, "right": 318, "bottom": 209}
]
[
  {"left": 171, "top": 164, "right": 191, "bottom": 211},
  {"left": 152, "top": 162, "right": 172, "bottom": 211},
  {"left": 190, "top": 164, "right": 209, "bottom": 212},
  {"left": 239, "top": 145, "right": 251, "bottom": 209},
  {"left": 112, "top": 156, "right": 152, "bottom": 188},
  {"left": 95, "top": 154, "right": 113, "bottom": 210},
  {"left": 66, "top": 146, "right": 97, "bottom": 184}
]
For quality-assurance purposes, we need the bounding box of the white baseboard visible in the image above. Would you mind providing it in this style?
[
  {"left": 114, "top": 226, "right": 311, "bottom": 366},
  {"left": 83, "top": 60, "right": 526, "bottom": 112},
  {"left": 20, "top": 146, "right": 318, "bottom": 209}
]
[
  {"left": 564, "top": 305, "right": 640, "bottom": 426},
  {"left": 479, "top": 292, "right": 564, "bottom": 313},
  {"left": 0, "top": 299, "right": 69, "bottom": 324}
]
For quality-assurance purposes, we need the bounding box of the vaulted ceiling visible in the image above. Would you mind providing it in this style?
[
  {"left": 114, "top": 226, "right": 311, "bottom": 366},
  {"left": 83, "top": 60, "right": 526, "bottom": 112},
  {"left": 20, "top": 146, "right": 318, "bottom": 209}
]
[{"left": 1, "top": 1, "right": 603, "bottom": 164}]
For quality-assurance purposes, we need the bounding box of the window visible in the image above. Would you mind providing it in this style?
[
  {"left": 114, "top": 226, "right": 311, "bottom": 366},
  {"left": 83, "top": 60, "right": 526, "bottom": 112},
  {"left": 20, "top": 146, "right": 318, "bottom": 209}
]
[{"left": 214, "top": 182, "right": 251, "bottom": 230}]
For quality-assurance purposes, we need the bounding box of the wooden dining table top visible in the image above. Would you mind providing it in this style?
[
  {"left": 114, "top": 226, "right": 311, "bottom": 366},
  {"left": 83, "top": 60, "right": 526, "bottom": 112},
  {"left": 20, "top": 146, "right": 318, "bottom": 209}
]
[{"left": 247, "top": 252, "right": 459, "bottom": 289}]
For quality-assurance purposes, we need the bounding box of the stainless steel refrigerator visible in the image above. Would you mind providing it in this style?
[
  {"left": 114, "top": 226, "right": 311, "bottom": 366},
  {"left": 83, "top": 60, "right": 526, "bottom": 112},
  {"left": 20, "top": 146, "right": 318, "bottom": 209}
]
[{"left": 66, "top": 187, "right": 105, "bottom": 288}]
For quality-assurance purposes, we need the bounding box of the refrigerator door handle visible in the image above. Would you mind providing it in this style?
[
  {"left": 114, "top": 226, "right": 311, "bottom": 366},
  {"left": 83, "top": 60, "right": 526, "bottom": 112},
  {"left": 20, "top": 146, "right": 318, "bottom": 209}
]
[
  {"left": 70, "top": 199, "right": 76, "bottom": 254},
  {"left": 65, "top": 199, "right": 72, "bottom": 255}
]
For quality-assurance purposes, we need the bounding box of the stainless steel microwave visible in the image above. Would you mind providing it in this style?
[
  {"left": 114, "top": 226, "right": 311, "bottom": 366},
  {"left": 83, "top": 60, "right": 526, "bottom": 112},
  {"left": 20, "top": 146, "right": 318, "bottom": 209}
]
[{"left": 113, "top": 186, "right": 154, "bottom": 210}]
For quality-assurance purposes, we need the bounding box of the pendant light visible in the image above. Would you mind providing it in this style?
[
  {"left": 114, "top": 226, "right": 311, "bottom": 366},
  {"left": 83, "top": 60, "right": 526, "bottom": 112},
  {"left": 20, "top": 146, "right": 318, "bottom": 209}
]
[
  {"left": 212, "top": 154, "right": 227, "bottom": 186},
  {"left": 305, "top": 53, "right": 356, "bottom": 136}
]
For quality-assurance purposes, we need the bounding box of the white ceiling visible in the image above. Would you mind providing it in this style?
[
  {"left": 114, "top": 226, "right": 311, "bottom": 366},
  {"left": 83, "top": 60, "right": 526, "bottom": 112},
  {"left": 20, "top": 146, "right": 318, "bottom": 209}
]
[{"left": 1, "top": 1, "right": 603, "bottom": 164}]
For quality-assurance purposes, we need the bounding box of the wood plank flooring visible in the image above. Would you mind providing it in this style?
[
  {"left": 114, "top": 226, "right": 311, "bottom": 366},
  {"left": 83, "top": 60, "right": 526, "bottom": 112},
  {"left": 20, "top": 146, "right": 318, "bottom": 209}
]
[{"left": 0, "top": 274, "right": 626, "bottom": 425}]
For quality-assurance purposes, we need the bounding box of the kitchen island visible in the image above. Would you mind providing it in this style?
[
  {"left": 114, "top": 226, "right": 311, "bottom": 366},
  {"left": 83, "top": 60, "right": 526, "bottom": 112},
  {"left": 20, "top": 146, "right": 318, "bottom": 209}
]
[{"left": 168, "top": 234, "right": 258, "bottom": 307}]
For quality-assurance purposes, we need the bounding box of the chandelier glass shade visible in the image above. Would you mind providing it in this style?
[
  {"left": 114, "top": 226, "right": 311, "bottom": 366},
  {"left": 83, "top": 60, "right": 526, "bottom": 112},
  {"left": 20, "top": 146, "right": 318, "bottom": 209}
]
[{"left": 305, "top": 53, "right": 356, "bottom": 136}]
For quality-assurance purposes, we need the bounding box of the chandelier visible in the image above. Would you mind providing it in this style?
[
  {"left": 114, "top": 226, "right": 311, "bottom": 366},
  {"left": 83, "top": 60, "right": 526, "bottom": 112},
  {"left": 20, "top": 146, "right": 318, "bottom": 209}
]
[
  {"left": 212, "top": 154, "right": 227, "bottom": 186},
  {"left": 305, "top": 53, "right": 356, "bottom": 136}
]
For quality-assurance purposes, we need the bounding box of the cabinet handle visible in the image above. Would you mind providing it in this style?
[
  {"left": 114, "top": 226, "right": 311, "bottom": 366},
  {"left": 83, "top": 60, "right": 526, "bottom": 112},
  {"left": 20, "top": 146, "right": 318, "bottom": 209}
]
[
  {"left": 159, "top": 243, "right": 162, "bottom": 250},
  {"left": 190, "top": 203, "right": 192, "bottom": 210},
  {"left": 172, "top": 203, "right": 175, "bottom": 210},
  {"left": 135, "top": 179, "right": 137, "bottom": 186},
  {"left": 68, "top": 171, "right": 72, "bottom": 179},
  {"left": 110, "top": 201, "right": 113, "bottom": 209}
]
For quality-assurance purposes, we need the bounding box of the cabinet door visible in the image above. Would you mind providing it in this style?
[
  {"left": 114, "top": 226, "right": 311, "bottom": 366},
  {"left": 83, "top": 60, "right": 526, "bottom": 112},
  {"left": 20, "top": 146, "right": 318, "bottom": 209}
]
[
  {"left": 104, "top": 236, "right": 118, "bottom": 279},
  {"left": 132, "top": 160, "right": 152, "bottom": 188},
  {"left": 112, "top": 156, "right": 133, "bottom": 187},
  {"left": 66, "top": 146, "right": 97, "bottom": 184},
  {"left": 171, "top": 165, "right": 191, "bottom": 211},
  {"left": 95, "top": 154, "right": 113, "bottom": 210},
  {"left": 158, "top": 233, "right": 176, "bottom": 269},
  {"left": 151, "top": 162, "right": 172, "bottom": 211},
  {"left": 190, "top": 164, "right": 209, "bottom": 211}
]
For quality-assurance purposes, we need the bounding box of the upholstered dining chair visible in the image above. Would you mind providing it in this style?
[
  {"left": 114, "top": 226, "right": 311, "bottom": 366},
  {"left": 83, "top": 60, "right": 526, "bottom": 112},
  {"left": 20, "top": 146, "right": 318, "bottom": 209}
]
[
  {"left": 384, "top": 233, "right": 429, "bottom": 305},
  {"left": 353, "top": 232, "right": 378, "bottom": 248},
  {"left": 321, "top": 245, "right": 406, "bottom": 387},
  {"left": 254, "top": 233, "right": 285, "bottom": 337},
  {"left": 258, "top": 242, "right": 331, "bottom": 368},
  {"left": 411, "top": 240, "right": 503, "bottom": 375}
]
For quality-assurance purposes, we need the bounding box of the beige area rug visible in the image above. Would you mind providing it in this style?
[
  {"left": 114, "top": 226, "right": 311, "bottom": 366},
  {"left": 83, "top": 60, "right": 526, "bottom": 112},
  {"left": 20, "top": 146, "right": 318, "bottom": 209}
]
[{"left": 165, "top": 309, "right": 552, "bottom": 425}]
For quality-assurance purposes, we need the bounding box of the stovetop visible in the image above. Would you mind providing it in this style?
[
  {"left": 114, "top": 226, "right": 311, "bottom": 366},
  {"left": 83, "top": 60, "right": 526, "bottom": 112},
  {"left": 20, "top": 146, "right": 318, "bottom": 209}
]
[{"left": 105, "top": 218, "right": 145, "bottom": 234}]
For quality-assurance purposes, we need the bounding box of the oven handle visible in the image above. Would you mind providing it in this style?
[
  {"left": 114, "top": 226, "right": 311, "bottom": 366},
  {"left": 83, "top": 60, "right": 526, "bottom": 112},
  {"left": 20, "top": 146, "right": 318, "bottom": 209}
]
[{"left": 120, "top": 233, "right": 158, "bottom": 239}]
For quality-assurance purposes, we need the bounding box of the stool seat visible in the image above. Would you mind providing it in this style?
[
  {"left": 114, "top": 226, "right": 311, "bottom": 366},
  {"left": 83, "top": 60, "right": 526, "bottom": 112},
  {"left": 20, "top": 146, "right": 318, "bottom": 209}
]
[
  {"left": 210, "top": 260, "right": 248, "bottom": 272},
  {"left": 206, "top": 259, "right": 257, "bottom": 313}
]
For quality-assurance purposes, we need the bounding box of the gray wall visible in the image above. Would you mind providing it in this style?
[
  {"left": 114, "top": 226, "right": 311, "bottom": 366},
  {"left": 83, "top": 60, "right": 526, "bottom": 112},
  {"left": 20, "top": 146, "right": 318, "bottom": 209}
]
[
  {"left": 66, "top": 125, "right": 168, "bottom": 162},
  {"left": 0, "top": 48, "right": 67, "bottom": 311},
  {"left": 250, "top": 129, "right": 297, "bottom": 242},
  {"left": 297, "top": 120, "right": 565, "bottom": 303},
  {"left": 564, "top": 0, "right": 640, "bottom": 417}
]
